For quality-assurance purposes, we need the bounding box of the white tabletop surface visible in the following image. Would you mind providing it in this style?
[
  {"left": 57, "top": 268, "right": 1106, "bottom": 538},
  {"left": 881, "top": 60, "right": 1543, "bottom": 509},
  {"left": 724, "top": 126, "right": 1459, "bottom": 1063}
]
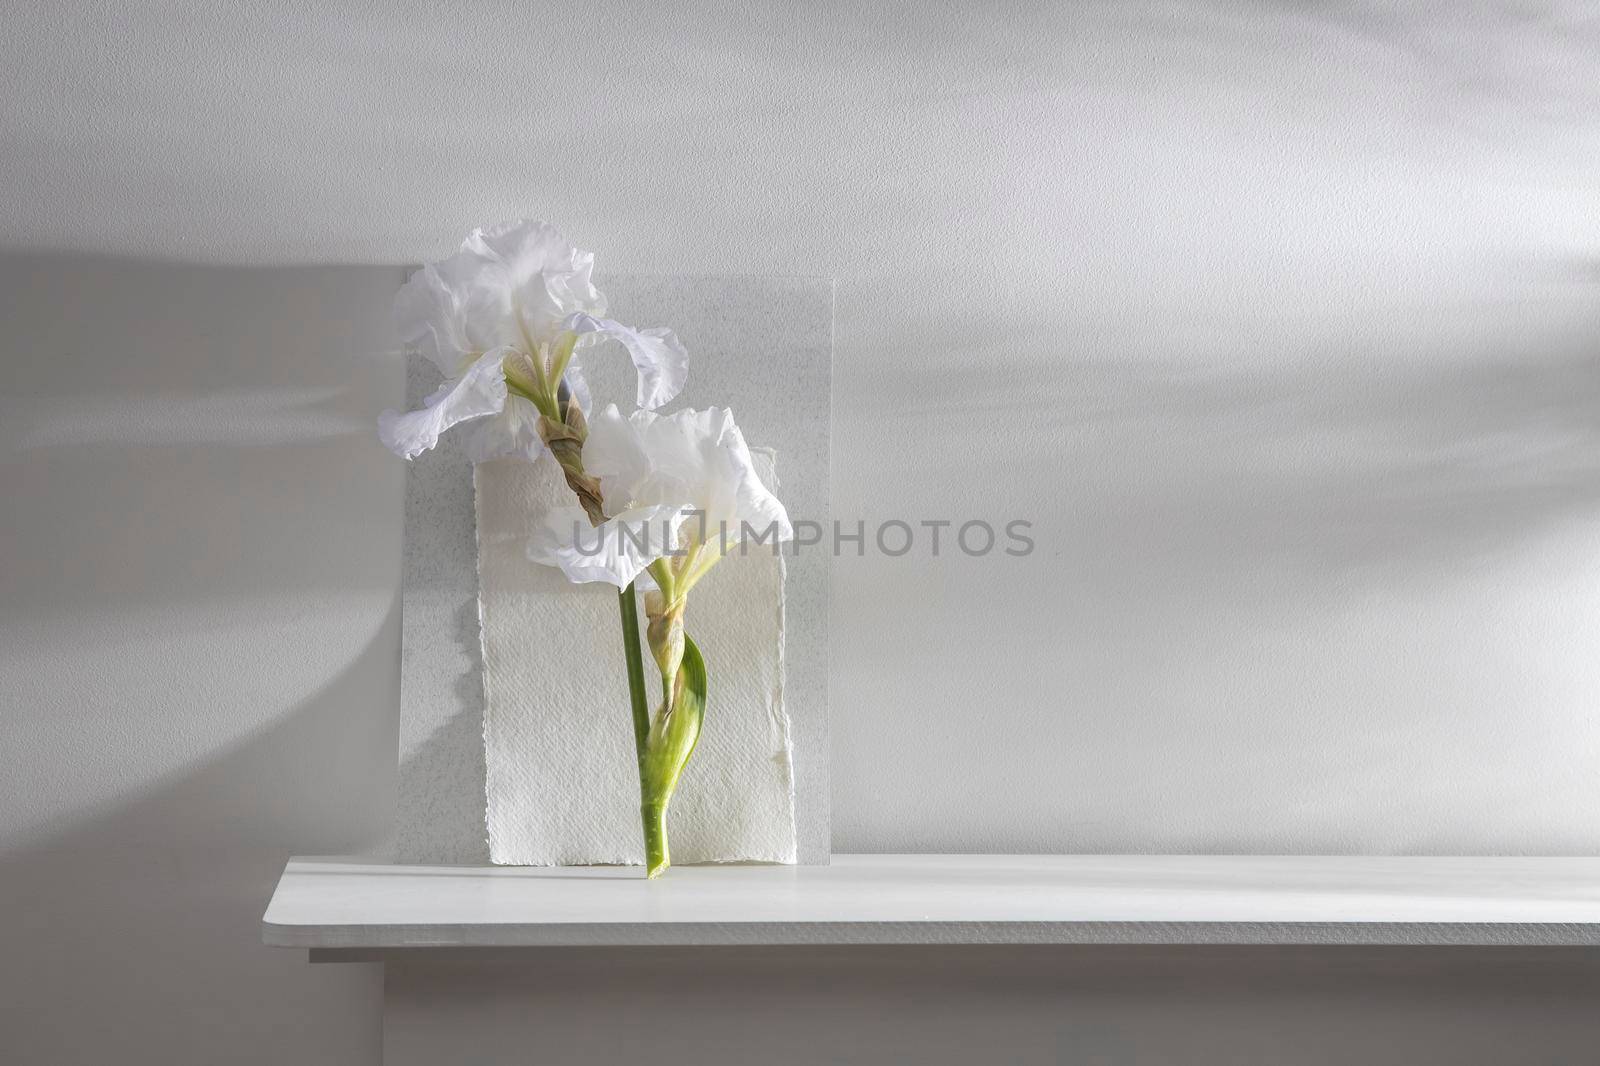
[{"left": 262, "top": 854, "right": 1600, "bottom": 948}]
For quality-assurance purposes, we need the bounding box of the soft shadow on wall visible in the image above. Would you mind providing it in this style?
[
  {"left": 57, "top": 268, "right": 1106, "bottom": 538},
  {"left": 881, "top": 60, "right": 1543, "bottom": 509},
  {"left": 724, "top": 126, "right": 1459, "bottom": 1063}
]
[
  {"left": 832, "top": 278, "right": 1600, "bottom": 856},
  {"left": 0, "top": 252, "right": 404, "bottom": 1066}
]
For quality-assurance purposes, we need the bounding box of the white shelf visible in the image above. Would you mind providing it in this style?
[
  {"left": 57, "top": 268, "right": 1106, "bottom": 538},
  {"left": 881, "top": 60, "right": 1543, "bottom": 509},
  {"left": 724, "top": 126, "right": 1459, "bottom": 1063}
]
[{"left": 261, "top": 854, "right": 1600, "bottom": 949}]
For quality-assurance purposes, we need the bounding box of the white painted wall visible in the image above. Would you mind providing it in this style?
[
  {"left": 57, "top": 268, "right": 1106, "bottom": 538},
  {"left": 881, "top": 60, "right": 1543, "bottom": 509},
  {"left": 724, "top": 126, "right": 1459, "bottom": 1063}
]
[
  {"left": 3, "top": 2, "right": 1599, "bottom": 1063},
  {"left": 0, "top": 256, "right": 402, "bottom": 1063}
]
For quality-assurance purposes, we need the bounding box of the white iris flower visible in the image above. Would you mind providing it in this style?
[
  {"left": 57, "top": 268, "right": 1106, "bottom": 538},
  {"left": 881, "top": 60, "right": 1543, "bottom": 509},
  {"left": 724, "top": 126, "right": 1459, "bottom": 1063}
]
[
  {"left": 527, "top": 404, "right": 793, "bottom": 590},
  {"left": 378, "top": 221, "right": 688, "bottom": 462}
]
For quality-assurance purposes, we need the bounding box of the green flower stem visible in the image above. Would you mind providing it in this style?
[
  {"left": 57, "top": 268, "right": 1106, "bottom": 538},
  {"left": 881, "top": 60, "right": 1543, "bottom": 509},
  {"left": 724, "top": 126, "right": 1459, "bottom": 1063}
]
[
  {"left": 618, "top": 581, "right": 667, "bottom": 877},
  {"left": 640, "top": 802, "right": 669, "bottom": 877},
  {"left": 618, "top": 582, "right": 651, "bottom": 762},
  {"left": 541, "top": 398, "right": 665, "bottom": 878}
]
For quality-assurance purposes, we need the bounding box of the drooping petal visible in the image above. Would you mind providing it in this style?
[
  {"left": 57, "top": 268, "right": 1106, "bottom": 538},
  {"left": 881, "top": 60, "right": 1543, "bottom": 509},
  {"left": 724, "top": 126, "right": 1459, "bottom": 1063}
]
[
  {"left": 563, "top": 312, "right": 689, "bottom": 411},
  {"left": 377, "top": 349, "right": 510, "bottom": 460},
  {"left": 527, "top": 503, "right": 691, "bottom": 588},
  {"left": 460, "top": 394, "right": 545, "bottom": 463}
]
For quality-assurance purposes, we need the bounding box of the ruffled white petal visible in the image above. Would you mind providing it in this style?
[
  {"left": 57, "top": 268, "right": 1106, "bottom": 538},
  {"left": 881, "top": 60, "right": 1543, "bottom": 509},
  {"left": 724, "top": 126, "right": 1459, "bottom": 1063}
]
[
  {"left": 580, "top": 403, "right": 792, "bottom": 549},
  {"left": 377, "top": 349, "right": 510, "bottom": 460},
  {"left": 393, "top": 221, "right": 609, "bottom": 374},
  {"left": 581, "top": 402, "right": 656, "bottom": 502},
  {"left": 527, "top": 503, "right": 690, "bottom": 588},
  {"left": 464, "top": 220, "right": 606, "bottom": 343},
  {"left": 394, "top": 263, "right": 477, "bottom": 377},
  {"left": 563, "top": 312, "right": 689, "bottom": 411}
]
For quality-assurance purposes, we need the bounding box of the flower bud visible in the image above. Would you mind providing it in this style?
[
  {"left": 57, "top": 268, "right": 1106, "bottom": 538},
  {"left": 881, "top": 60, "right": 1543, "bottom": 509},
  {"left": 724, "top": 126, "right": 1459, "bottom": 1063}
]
[{"left": 644, "top": 591, "right": 685, "bottom": 681}]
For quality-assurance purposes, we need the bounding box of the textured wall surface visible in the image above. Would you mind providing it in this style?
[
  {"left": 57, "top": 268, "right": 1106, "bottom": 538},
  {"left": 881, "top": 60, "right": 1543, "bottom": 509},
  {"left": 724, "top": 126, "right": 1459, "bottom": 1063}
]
[
  {"left": 0, "top": 255, "right": 403, "bottom": 1064},
  {"left": 3, "top": 2, "right": 1599, "bottom": 1064}
]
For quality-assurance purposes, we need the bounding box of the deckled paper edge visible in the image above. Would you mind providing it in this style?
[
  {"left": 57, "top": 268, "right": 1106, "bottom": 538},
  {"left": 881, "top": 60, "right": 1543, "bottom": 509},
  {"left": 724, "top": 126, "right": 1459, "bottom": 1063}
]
[
  {"left": 472, "top": 460, "right": 571, "bottom": 866},
  {"left": 758, "top": 447, "right": 799, "bottom": 864},
  {"left": 474, "top": 460, "right": 497, "bottom": 862},
  {"left": 669, "top": 447, "right": 798, "bottom": 867}
]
